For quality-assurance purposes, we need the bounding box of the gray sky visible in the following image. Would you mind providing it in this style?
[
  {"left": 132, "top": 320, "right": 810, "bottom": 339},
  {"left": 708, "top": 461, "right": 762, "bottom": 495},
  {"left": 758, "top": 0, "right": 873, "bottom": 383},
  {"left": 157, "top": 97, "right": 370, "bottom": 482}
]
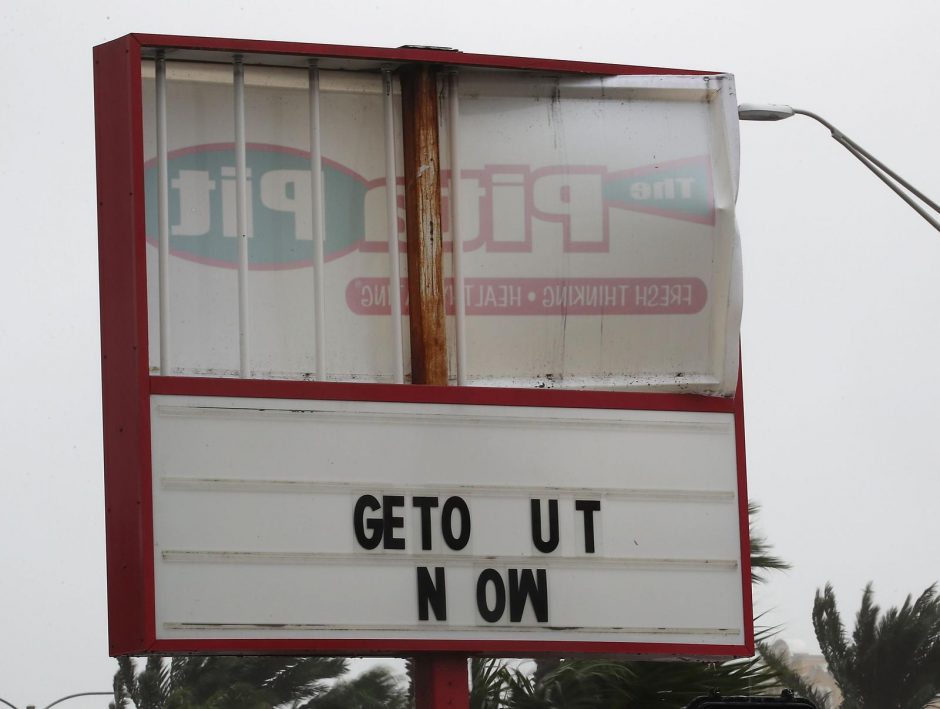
[{"left": 2, "top": 0, "right": 939, "bottom": 706}]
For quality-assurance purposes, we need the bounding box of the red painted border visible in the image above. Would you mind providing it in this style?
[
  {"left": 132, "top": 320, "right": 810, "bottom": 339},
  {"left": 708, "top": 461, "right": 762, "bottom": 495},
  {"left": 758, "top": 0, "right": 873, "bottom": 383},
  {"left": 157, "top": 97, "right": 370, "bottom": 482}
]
[
  {"left": 94, "top": 35, "right": 156, "bottom": 656},
  {"left": 96, "top": 33, "right": 751, "bottom": 659},
  {"left": 127, "top": 33, "right": 720, "bottom": 77},
  {"left": 734, "top": 364, "right": 754, "bottom": 653},
  {"left": 150, "top": 376, "right": 736, "bottom": 414},
  {"left": 148, "top": 638, "right": 749, "bottom": 659}
]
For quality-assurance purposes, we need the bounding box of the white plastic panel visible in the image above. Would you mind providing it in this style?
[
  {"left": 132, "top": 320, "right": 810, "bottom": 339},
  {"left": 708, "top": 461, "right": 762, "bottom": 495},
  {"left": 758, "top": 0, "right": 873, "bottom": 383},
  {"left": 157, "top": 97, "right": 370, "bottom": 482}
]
[
  {"left": 141, "top": 59, "right": 742, "bottom": 394},
  {"left": 445, "top": 72, "right": 741, "bottom": 393},
  {"left": 151, "top": 394, "right": 745, "bottom": 646},
  {"left": 142, "top": 61, "right": 407, "bottom": 381}
]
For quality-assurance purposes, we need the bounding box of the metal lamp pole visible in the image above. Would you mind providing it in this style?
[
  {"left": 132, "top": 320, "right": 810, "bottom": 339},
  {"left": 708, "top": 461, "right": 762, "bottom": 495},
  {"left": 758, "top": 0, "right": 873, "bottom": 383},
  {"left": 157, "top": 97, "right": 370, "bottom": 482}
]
[
  {"left": 0, "top": 692, "right": 113, "bottom": 709},
  {"left": 737, "top": 103, "right": 940, "bottom": 233}
]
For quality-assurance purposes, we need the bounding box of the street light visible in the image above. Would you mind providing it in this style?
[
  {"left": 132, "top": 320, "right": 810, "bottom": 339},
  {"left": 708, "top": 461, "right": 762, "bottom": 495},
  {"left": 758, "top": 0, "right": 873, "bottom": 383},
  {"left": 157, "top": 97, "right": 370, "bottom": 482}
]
[
  {"left": 738, "top": 103, "right": 940, "bottom": 233},
  {"left": 0, "top": 693, "right": 113, "bottom": 709}
]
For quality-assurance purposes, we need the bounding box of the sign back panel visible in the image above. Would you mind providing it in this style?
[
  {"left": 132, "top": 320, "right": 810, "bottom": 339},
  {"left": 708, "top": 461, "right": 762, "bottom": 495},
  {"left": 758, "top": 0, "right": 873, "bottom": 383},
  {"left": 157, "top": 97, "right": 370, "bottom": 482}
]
[
  {"left": 95, "top": 33, "right": 751, "bottom": 658},
  {"left": 138, "top": 53, "right": 742, "bottom": 394}
]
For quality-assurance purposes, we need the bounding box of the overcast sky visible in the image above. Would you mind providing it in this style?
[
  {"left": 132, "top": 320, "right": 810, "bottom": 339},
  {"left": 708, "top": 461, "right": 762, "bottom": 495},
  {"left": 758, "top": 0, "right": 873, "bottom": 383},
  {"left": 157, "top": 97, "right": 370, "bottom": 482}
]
[{"left": 2, "top": 1, "right": 939, "bottom": 706}]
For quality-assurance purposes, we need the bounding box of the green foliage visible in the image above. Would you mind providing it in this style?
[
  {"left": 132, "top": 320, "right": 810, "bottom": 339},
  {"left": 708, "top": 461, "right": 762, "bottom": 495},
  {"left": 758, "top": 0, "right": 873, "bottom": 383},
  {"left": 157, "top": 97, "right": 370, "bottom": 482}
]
[
  {"left": 299, "top": 667, "right": 409, "bottom": 709},
  {"left": 748, "top": 502, "right": 790, "bottom": 583},
  {"left": 470, "top": 654, "right": 785, "bottom": 709},
  {"left": 470, "top": 657, "right": 528, "bottom": 709},
  {"left": 813, "top": 582, "right": 940, "bottom": 709},
  {"left": 110, "top": 656, "right": 406, "bottom": 709}
]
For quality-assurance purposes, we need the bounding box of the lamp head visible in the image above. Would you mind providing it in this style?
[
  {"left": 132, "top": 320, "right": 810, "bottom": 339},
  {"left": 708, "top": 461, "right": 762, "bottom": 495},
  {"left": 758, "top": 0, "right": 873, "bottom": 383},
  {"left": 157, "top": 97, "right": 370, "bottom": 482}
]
[{"left": 738, "top": 103, "right": 795, "bottom": 121}]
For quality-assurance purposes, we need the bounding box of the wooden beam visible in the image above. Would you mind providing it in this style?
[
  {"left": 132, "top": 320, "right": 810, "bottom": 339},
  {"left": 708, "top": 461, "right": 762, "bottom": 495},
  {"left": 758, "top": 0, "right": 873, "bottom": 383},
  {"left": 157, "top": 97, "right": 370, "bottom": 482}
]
[
  {"left": 400, "top": 64, "right": 448, "bottom": 386},
  {"left": 401, "top": 63, "right": 466, "bottom": 709}
]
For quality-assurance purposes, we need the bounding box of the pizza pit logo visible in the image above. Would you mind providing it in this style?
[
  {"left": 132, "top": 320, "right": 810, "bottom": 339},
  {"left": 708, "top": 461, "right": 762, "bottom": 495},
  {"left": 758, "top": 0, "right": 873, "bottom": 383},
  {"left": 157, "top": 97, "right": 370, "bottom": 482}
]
[
  {"left": 145, "top": 144, "right": 714, "bottom": 267},
  {"left": 144, "top": 145, "right": 712, "bottom": 315}
]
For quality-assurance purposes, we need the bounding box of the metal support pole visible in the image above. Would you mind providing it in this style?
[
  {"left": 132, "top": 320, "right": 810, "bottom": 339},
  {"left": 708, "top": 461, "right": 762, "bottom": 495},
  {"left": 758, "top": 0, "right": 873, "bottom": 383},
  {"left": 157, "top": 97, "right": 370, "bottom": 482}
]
[
  {"left": 309, "top": 60, "right": 328, "bottom": 380},
  {"left": 0, "top": 692, "right": 113, "bottom": 709},
  {"left": 233, "top": 56, "right": 251, "bottom": 377},
  {"left": 42, "top": 693, "right": 115, "bottom": 709},
  {"left": 448, "top": 70, "right": 467, "bottom": 385},
  {"left": 155, "top": 52, "right": 171, "bottom": 374},
  {"left": 791, "top": 108, "right": 940, "bottom": 233},
  {"left": 738, "top": 103, "right": 940, "bottom": 234},
  {"left": 382, "top": 67, "right": 405, "bottom": 383},
  {"left": 413, "top": 655, "right": 469, "bottom": 709}
]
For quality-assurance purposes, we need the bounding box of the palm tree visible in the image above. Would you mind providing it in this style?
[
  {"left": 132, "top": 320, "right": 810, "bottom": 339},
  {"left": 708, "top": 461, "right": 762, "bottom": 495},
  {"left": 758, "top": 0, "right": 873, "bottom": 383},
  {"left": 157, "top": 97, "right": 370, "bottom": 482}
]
[
  {"left": 110, "top": 655, "right": 408, "bottom": 709},
  {"left": 470, "top": 650, "right": 786, "bottom": 709},
  {"left": 811, "top": 582, "right": 940, "bottom": 709}
]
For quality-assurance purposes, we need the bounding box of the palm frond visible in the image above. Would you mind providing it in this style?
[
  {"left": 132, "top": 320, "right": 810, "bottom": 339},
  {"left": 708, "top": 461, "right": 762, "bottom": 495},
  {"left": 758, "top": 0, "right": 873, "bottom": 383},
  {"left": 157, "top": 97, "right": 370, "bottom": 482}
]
[
  {"left": 111, "top": 654, "right": 358, "bottom": 709},
  {"left": 757, "top": 641, "right": 833, "bottom": 709},
  {"left": 268, "top": 657, "right": 348, "bottom": 703},
  {"left": 303, "top": 665, "right": 408, "bottom": 709},
  {"left": 748, "top": 502, "right": 790, "bottom": 583}
]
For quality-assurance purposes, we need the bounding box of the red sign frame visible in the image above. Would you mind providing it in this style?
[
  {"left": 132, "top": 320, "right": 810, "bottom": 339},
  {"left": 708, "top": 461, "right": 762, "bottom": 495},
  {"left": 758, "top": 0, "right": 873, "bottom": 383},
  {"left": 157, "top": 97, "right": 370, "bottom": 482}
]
[{"left": 94, "top": 33, "right": 751, "bottom": 658}]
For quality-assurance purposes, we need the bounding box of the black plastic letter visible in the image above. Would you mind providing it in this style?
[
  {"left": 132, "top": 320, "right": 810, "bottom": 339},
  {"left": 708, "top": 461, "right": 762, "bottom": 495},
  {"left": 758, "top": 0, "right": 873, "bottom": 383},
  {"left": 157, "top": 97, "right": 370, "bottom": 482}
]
[
  {"left": 383, "top": 495, "right": 405, "bottom": 550},
  {"left": 476, "top": 568, "right": 506, "bottom": 623},
  {"left": 416, "top": 566, "right": 447, "bottom": 621},
  {"left": 508, "top": 568, "right": 548, "bottom": 623},
  {"left": 575, "top": 499, "right": 601, "bottom": 553},
  {"left": 412, "top": 496, "right": 439, "bottom": 550},
  {"left": 353, "top": 494, "right": 382, "bottom": 550},
  {"left": 441, "top": 496, "right": 471, "bottom": 550},
  {"left": 530, "top": 499, "right": 559, "bottom": 553}
]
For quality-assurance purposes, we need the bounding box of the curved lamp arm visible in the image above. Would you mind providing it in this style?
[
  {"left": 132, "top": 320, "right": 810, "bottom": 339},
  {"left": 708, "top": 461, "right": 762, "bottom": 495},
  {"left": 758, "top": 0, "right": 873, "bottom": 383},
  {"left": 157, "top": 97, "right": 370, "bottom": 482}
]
[
  {"left": 42, "top": 693, "right": 114, "bottom": 709},
  {"left": 1, "top": 690, "right": 113, "bottom": 709},
  {"left": 738, "top": 103, "right": 940, "bottom": 233}
]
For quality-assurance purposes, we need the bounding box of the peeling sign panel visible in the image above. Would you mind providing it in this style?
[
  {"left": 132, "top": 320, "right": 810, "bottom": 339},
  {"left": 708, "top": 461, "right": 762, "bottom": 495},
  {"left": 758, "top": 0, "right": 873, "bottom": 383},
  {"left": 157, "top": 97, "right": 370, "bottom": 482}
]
[
  {"left": 447, "top": 72, "right": 740, "bottom": 394},
  {"left": 151, "top": 394, "right": 745, "bottom": 648},
  {"left": 141, "top": 61, "right": 741, "bottom": 394}
]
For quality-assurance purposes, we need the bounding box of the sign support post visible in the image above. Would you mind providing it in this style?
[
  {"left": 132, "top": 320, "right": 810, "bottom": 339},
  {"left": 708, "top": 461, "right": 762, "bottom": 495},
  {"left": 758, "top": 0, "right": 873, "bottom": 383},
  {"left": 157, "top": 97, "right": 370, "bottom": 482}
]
[
  {"left": 413, "top": 655, "right": 471, "bottom": 709},
  {"left": 400, "top": 61, "right": 470, "bottom": 709},
  {"left": 400, "top": 63, "right": 449, "bottom": 388}
]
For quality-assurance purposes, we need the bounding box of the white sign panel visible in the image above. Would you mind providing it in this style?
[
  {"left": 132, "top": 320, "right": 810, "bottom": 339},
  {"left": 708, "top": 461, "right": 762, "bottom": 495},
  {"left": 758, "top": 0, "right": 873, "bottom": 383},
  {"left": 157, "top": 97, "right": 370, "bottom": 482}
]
[
  {"left": 151, "top": 394, "right": 745, "bottom": 647},
  {"left": 141, "top": 62, "right": 742, "bottom": 394}
]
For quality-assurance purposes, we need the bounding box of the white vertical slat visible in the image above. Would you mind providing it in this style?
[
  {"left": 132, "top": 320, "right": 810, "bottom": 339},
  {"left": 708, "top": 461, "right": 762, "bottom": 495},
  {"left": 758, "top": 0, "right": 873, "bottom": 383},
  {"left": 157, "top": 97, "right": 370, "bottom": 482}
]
[
  {"left": 448, "top": 71, "right": 467, "bottom": 385},
  {"left": 233, "top": 56, "right": 251, "bottom": 378},
  {"left": 382, "top": 68, "right": 405, "bottom": 384},
  {"left": 309, "top": 61, "right": 327, "bottom": 381},
  {"left": 155, "top": 53, "right": 171, "bottom": 374}
]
